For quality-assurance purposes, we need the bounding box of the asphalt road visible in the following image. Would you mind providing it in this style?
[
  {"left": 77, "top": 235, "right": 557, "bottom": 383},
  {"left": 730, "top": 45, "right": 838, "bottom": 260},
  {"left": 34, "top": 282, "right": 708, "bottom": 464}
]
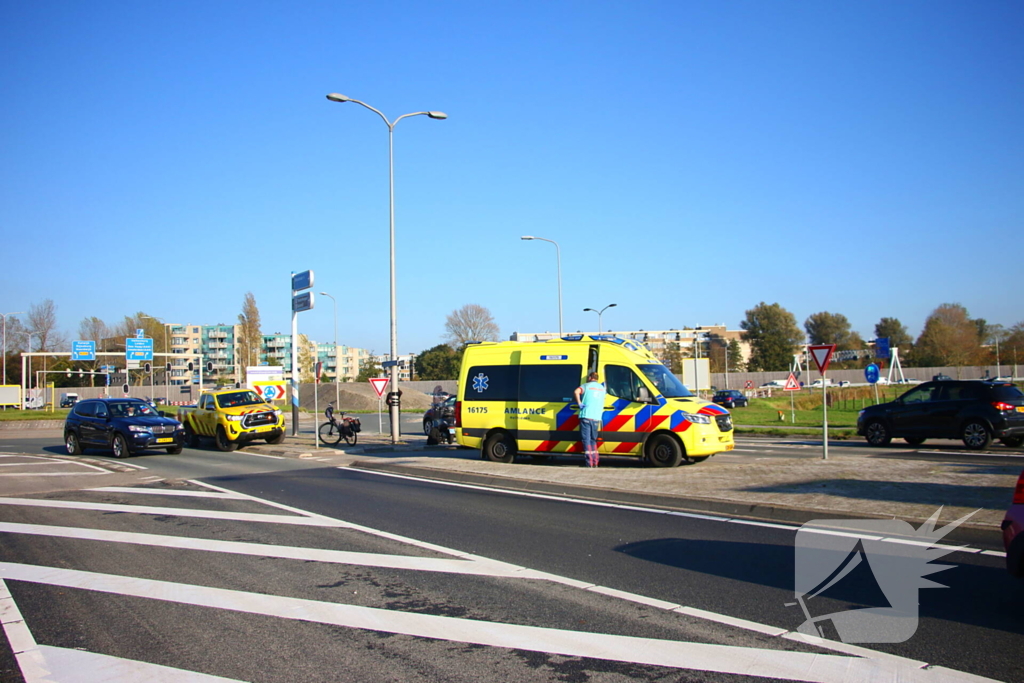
[{"left": 1, "top": 431, "right": 1022, "bottom": 682}]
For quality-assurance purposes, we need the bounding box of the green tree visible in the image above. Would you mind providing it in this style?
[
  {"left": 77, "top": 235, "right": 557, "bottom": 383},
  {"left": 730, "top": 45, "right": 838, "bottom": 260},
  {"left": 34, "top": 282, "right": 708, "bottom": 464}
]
[
  {"left": 1002, "top": 322, "right": 1024, "bottom": 371},
  {"left": 296, "top": 334, "right": 316, "bottom": 383},
  {"left": 661, "top": 342, "right": 684, "bottom": 374},
  {"left": 804, "top": 312, "right": 854, "bottom": 347},
  {"left": 727, "top": 338, "right": 745, "bottom": 373},
  {"left": 874, "top": 317, "right": 912, "bottom": 350},
  {"left": 415, "top": 344, "right": 460, "bottom": 380},
  {"left": 237, "top": 292, "right": 263, "bottom": 371},
  {"left": 356, "top": 354, "right": 383, "bottom": 382},
  {"left": 740, "top": 302, "right": 804, "bottom": 371},
  {"left": 913, "top": 303, "right": 985, "bottom": 368}
]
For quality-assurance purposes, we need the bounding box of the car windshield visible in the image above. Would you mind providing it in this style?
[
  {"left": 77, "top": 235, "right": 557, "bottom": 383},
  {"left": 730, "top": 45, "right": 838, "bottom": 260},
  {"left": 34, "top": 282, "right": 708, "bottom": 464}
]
[
  {"left": 108, "top": 402, "right": 157, "bottom": 417},
  {"left": 216, "top": 391, "right": 265, "bottom": 408},
  {"left": 637, "top": 364, "right": 693, "bottom": 398}
]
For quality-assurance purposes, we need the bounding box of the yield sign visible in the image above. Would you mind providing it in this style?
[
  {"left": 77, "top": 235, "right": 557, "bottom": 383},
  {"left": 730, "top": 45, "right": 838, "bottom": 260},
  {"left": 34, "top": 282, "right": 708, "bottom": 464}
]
[
  {"left": 783, "top": 373, "right": 801, "bottom": 391},
  {"left": 369, "top": 377, "right": 389, "bottom": 398},
  {"left": 808, "top": 344, "right": 836, "bottom": 373}
]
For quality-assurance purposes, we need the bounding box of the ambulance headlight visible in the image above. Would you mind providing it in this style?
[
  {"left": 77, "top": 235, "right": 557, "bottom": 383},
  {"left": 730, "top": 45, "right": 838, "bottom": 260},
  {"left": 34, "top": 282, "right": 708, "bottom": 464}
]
[
  {"left": 683, "top": 414, "right": 711, "bottom": 424},
  {"left": 225, "top": 414, "right": 244, "bottom": 422}
]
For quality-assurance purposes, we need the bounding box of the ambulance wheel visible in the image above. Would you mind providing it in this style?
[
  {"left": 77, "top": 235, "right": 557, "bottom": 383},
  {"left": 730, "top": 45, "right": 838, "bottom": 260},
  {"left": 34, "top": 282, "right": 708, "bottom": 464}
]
[
  {"left": 646, "top": 434, "right": 683, "bottom": 468},
  {"left": 482, "top": 431, "right": 516, "bottom": 463}
]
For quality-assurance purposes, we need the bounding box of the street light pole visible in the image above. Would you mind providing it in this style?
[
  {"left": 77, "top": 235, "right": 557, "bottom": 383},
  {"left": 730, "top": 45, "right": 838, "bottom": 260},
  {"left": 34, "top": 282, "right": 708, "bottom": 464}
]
[
  {"left": 582, "top": 303, "right": 616, "bottom": 334},
  {"left": 521, "top": 236, "right": 563, "bottom": 336},
  {"left": 141, "top": 316, "right": 180, "bottom": 403},
  {"left": 320, "top": 291, "right": 341, "bottom": 410},
  {"left": 1, "top": 311, "right": 24, "bottom": 388},
  {"left": 327, "top": 92, "right": 447, "bottom": 444}
]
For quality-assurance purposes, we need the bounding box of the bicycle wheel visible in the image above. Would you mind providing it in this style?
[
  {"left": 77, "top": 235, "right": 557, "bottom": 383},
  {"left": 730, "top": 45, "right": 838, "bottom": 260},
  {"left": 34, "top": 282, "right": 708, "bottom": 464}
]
[
  {"left": 319, "top": 421, "right": 342, "bottom": 445},
  {"left": 342, "top": 422, "right": 357, "bottom": 446}
]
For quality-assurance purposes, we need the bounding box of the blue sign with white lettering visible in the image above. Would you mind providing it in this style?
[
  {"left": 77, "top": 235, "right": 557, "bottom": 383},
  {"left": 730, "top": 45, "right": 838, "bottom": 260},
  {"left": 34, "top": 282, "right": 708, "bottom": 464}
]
[
  {"left": 875, "top": 337, "right": 890, "bottom": 359},
  {"left": 540, "top": 355, "right": 568, "bottom": 361},
  {"left": 865, "top": 363, "right": 880, "bottom": 384},
  {"left": 126, "top": 337, "right": 154, "bottom": 361},
  {"left": 72, "top": 340, "right": 96, "bottom": 361},
  {"left": 292, "top": 270, "right": 314, "bottom": 292}
]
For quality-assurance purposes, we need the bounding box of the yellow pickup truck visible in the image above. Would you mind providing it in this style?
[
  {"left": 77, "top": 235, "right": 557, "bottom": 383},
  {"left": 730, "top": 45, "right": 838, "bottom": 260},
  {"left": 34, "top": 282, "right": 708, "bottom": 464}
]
[{"left": 176, "top": 388, "right": 285, "bottom": 451}]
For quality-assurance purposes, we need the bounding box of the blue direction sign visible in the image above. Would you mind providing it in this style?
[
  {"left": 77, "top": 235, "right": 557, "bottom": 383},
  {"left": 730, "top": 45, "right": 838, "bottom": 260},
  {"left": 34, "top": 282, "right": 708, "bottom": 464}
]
[
  {"left": 292, "top": 291, "right": 314, "bottom": 312},
  {"left": 126, "top": 337, "right": 154, "bottom": 362},
  {"left": 865, "top": 363, "right": 880, "bottom": 384},
  {"left": 72, "top": 340, "right": 96, "bottom": 361},
  {"left": 875, "top": 337, "right": 891, "bottom": 359},
  {"left": 292, "top": 270, "right": 314, "bottom": 292}
]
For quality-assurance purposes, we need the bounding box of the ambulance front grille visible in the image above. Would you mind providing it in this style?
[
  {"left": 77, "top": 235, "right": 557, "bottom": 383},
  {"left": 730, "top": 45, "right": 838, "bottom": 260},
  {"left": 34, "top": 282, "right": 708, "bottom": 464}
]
[{"left": 715, "top": 414, "right": 733, "bottom": 432}]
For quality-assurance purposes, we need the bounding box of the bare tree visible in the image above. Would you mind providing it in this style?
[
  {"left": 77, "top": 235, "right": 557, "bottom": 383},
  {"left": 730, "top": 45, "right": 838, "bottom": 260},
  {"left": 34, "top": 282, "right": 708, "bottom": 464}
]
[
  {"left": 27, "top": 299, "right": 66, "bottom": 352},
  {"left": 77, "top": 316, "right": 109, "bottom": 385},
  {"left": 444, "top": 304, "right": 499, "bottom": 348},
  {"left": 237, "top": 292, "right": 263, "bottom": 370},
  {"left": 27, "top": 299, "right": 67, "bottom": 385}
]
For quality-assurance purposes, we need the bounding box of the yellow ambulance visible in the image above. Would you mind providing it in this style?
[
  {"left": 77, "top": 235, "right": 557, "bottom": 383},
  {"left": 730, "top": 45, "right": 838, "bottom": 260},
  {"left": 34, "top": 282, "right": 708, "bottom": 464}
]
[{"left": 455, "top": 336, "right": 734, "bottom": 466}]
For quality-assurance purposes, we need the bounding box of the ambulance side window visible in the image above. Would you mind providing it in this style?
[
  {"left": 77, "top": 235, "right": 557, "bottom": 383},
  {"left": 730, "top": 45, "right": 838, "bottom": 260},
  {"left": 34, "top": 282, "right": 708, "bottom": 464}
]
[
  {"left": 463, "top": 365, "right": 518, "bottom": 401},
  {"left": 520, "top": 365, "right": 582, "bottom": 402},
  {"left": 605, "top": 365, "right": 645, "bottom": 403}
]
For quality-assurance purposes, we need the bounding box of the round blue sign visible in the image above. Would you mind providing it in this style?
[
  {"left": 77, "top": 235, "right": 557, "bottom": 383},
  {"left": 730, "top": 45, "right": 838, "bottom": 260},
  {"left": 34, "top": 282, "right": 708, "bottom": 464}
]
[{"left": 865, "top": 363, "right": 880, "bottom": 384}]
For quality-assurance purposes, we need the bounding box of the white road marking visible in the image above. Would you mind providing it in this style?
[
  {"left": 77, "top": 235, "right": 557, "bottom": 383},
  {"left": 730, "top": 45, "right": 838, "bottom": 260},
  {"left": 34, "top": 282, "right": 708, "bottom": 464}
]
[
  {"left": 0, "top": 498, "right": 346, "bottom": 527},
  {"left": 0, "top": 461, "right": 75, "bottom": 467},
  {"left": 236, "top": 451, "right": 284, "bottom": 459},
  {"left": 2, "top": 577, "right": 243, "bottom": 683},
  {"left": 0, "top": 561, "right": 991, "bottom": 683},
  {"left": 0, "top": 455, "right": 111, "bottom": 473},
  {"left": 0, "top": 522, "right": 545, "bottom": 578},
  {"left": 349, "top": 468, "right": 1002, "bottom": 557},
  {"left": 86, "top": 486, "right": 248, "bottom": 499}
]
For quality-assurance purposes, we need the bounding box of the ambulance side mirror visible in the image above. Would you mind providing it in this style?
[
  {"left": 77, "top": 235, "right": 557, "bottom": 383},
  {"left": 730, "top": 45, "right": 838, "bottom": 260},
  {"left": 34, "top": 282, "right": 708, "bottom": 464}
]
[{"left": 637, "top": 386, "right": 652, "bottom": 403}]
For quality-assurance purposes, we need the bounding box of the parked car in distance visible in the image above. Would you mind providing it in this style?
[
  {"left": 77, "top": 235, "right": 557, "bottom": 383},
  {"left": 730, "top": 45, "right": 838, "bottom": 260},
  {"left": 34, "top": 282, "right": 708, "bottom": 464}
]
[
  {"left": 810, "top": 378, "right": 834, "bottom": 388},
  {"left": 64, "top": 397, "right": 185, "bottom": 458},
  {"left": 423, "top": 394, "right": 457, "bottom": 435},
  {"left": 857, "top": 380, "right": 1024, "bottom": 450},
  {"left": 760, "top": 380, "right": 787, "bottom": 389},
  {"left": 712, "top": 390, "right": 748, "bottom": 409},
  {"left": 59, "top": 392, "right": 79, "bottom": 408},
  {"left": 1003, "top": 469, "right": 1024, "bottom": 578}
]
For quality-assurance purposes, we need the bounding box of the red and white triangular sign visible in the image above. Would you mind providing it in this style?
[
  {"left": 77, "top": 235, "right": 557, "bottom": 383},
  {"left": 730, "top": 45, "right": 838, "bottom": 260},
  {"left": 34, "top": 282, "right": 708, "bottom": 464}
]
[
  {"left": 369, "top": 377, "right": 389, "bottom": 398},
  {"left": 783, "top": 373, "right": 801, "bottom": 391},
  {"left": 808, "top": 344, "right": 836, "bottom": 373}
]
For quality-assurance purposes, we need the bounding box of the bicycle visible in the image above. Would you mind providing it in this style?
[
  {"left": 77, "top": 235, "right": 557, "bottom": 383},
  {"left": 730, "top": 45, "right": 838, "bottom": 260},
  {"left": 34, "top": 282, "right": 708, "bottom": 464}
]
[{"left": 318, "top": 412, "right": 360, "bottom": 446}]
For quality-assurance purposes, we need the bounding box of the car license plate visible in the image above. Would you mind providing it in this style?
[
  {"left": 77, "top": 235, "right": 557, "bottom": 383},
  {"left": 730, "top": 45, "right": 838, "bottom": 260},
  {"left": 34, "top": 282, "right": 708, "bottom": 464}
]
[
  {"left": 156, "top": 438, "right": 174, "bottom": 444},
  {"left": 724, "top": 443, "right": 734, "bottom": 451}
]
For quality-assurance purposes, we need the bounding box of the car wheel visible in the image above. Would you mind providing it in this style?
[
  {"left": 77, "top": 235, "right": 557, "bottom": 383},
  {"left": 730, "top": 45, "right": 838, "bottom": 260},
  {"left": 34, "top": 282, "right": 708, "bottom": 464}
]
[
  {"left": 65, "top": 431, "right": 82, "bottom": 455},
  {"left": 183, "top": 424, "right": 199, "bottom": 448},
  {"left": 111, "top": 433, "right": 130, "bottom": 459},
  {"left": 166, "top": 445, "right": 183, "bottom": 454},
  {"left": 482, "top": 431, "right": 516, "bottom": 463},
  {"left": 961, "top": 421, "right": 991, "bottom": 450},
  {"left": 646, "top": 433, "right": 683, "bottom": 467},
  {"left": 904, "top": 437, "right": 926, "bottom": 446},
  {"left": 265, "top": 431, "right": 285, "bottom": 445},
  {"left": 864, "top": 420, "right": 891, "bottom": 447},
  {"left": 1000, "top": 436, "right": 1024, "bottom": 448},
  {"left": 423, "top": 417, "right": 432, "bottom": 436},
  {"left": 215, "top": 426, "right": 238, "bottom": 452}
]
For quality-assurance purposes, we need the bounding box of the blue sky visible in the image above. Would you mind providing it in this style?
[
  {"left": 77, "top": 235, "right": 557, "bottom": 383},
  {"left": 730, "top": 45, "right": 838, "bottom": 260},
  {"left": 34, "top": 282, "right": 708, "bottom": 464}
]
[{"left": 2, "top": 1, "right": 1021, "bottom": 356}]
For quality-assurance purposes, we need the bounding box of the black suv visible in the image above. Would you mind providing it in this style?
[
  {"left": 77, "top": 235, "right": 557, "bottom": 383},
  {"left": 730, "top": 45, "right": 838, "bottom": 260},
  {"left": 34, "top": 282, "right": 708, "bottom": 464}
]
[
  {"left": 857, "top": 380, "right": 1024, "bottom": 450},
  {"left": 712, "top": 389, "right": 748, "bottom": 409},
  {"left": 64, "top": 398, "right": 185, "bottom": 458}
]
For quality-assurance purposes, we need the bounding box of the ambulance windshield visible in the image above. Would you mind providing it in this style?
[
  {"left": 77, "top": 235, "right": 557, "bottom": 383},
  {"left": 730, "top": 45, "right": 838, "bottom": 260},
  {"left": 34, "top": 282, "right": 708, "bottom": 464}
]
[{"left": 638, "top": 364, "right": 694, "bottom": 398}]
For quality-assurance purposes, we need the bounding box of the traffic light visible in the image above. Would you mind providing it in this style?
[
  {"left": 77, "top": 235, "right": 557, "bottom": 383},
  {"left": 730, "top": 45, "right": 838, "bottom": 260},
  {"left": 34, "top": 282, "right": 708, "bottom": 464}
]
[
  {"left": 187, "top": 361, "right": 194, "bottom": 372},
  {"left": 206, "top": 361, "right": 214, "bottom": 373},
  {"left": 144, "top": 362, "right": 152, "bottom": 374}
]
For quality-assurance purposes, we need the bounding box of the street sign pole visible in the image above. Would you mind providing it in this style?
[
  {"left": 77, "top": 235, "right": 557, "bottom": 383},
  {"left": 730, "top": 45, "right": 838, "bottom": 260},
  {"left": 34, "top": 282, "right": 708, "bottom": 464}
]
[{"left": 808, "top": 345, "right": 836, "bottom": 461}]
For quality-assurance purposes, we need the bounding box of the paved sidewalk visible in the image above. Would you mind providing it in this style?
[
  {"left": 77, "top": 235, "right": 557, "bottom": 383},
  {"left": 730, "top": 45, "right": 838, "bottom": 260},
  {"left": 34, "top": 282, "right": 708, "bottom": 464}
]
[{"left": 249, "top": 421, "right": 1020, "bottom": 549}]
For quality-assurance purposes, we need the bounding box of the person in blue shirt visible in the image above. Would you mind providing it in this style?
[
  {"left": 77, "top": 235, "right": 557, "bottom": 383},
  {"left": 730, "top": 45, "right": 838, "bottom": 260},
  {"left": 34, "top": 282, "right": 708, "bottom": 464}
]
[{"left": 574, "top": 372, "right": 607, "bottom": 468}]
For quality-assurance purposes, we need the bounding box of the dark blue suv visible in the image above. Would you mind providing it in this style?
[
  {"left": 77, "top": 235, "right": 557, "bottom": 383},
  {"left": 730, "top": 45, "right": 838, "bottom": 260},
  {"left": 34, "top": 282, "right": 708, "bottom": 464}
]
[{"left": 64, "top": 398, "right": 185, "bottom": 458}]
